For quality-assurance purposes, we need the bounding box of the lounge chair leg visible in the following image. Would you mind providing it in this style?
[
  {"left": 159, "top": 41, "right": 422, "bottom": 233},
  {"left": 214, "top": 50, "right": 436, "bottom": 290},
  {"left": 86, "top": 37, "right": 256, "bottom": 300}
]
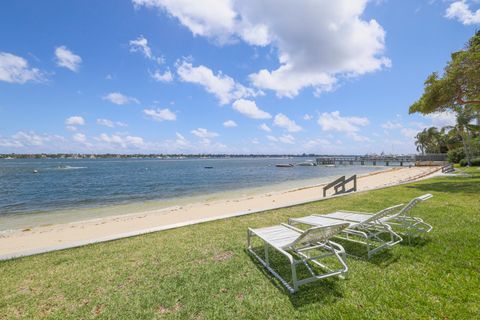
[
  {"left": 291, "top": 262, "right": 298, "bottom": 293},
  {"left": 264, "top": 244, "right": 269, "bottom": 265}
]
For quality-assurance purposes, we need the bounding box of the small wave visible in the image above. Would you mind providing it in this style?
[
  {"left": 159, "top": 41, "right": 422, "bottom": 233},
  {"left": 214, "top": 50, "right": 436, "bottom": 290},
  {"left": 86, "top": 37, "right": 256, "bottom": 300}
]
[{"left": 54, "top": 165, "right": 87, "bottom": 170}]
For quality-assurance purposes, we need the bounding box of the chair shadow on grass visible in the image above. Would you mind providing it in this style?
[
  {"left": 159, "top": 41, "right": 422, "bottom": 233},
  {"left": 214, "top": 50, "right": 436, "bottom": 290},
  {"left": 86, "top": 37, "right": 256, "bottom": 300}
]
[{"left": 245, "top": 248, "right": 345, "bottom": 308}]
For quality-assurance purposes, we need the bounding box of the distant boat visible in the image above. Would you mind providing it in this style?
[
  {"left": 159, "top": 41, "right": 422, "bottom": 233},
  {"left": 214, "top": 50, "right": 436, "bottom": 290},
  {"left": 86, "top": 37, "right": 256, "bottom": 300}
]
[
  {"left": 33, "top": 169, "right": 39, "bottom": 173},
  {"left": 325, "top": 164, "right": 336, "bottom": 167},
  {"left": 204, "top": 166, "right": 214, "bottom": 169},
  {"left": 296, "top": 160, "right": 317, "bottom": 166},
  {"left": 276, "top": 164, "right": 294, "bottom": 168}
]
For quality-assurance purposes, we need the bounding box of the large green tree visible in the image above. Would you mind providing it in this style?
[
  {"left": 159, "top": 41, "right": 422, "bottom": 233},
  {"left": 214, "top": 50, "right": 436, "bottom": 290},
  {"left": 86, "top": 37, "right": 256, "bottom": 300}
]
[{"left": 409, "top": 31, "right": 480, "bottom": 121}]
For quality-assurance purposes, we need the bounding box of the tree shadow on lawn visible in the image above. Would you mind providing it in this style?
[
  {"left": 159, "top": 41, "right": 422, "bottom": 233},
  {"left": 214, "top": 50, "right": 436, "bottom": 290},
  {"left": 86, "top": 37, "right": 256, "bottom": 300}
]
[{"left": 406, "top": 178, "right": 480, "bottom": 195}]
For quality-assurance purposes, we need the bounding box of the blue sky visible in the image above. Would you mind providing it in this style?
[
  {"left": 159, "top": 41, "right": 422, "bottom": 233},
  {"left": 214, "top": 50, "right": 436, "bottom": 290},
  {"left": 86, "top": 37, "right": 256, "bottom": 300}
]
[{"left": 0, "top": 0, "right": 478, "bottom": 154}]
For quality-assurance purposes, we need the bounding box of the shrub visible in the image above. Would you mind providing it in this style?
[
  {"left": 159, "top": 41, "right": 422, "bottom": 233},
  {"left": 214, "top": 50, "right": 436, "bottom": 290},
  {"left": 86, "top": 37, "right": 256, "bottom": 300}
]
[
  {"left": 447, "top": 148, "right": 465, "bottom": 163},
  {"left": 460, "top": 157, "right": 480, "bottom": 166}
]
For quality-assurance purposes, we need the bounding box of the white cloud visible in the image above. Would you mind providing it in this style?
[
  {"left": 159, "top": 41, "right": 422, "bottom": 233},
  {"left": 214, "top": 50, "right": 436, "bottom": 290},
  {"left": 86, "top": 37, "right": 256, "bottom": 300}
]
[
  {"left": 0, "top": 52, "right": 45, "bottom": 84},
  {"left": 303, "top": 114, "right": 313, "bottom": 121},
  {"left": 232, "top": 99, "right": 271, "bottom": 119},
  {"left": 318, "top": 111, "right": 370, "bottom": 142},
  {"left": 54, "top": 46, "right": 82, "bottom": 72},
  {"left": 176, "top": 60, "right": 258, "bottom": 105},
  {"left": 445, "top": 1, "right": 480, "bottom": 25},
  {"left": 135, "top": 1, "right": 390, "bottom": 97},
  {"left": 223, "top": 120, "right": 237, "bottom": 127},
  {"left": 96, "top": 133, "right": 145, "bottom": 148},
  {"left": 175, "top": 132, "right": 190, "bottom": 147},
  {"left": 259, "top": 123, "right": 271, "bottom": 132},
  {"left": 96, "top": 118, "right": 127, "bottom": 128},
  {"left": 102, "top": 92, "right": 140, "bottom": 105},
  {"left": 273, "top": 113, "right": 302, "bottom": 132},
  {"left": 73, "top": 133, "right": 87, "bottom": 143},
  {"left": 251, "top": 138, "right": 260, "bottom": 144},
  {"left": 265, "top": 134, "right": 295, "bottom": 144},
  {"left": 278, "top": 134, "right": 295, "bottom": 144},
  {"left": 143, "top": 108, "right": 177, "bottom": 122},
  {"left": 129, "top": 36, "right": 153, "bottom": 59},
  {"left": 304, "top": 138, "right": 331, "bottom": 150},
  {"left": 400, "top": 128, "right": 417, "bottom": 139},
  {"left": 132, "top": 0, "right": 237, "bottom": 43},
  {"left": 266, "top": 135, "right": 278, "bottom": 142},
  {"left": 381, "top": 121, "right": 402, "bottom": 130},
  {"left": 150, "top": 69, "right": 173, "bottom": 82},
  {"left": 0, "top": 131, "right": 65, "bottom": 148},
  {"left": 424, "top": 111, "right": 457, "bottom": 128},
  {"left": 191, "top": 128, "right": 219, "bottom": 139},
  {"left": 65, "top": 116, "right": 85, "bottom": 126}
]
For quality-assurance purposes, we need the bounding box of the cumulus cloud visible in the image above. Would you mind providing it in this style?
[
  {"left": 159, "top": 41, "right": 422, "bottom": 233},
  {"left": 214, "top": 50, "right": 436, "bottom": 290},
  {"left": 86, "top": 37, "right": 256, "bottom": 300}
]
[
  {"left": 174, "top": 132, "right": 190, "bottom": 147},
  {"left": 445, "top": 1, "right": 480, "bottom": 25},
  {"left": 259, "top": 123, "right": 271, "bottom": 132},
  {"left": 191, "top": 128, "right": 219, "bottom": 139},
  {"left": 0, "top": 52, "right": 45, "bottom": 84},
  {"left": 265, "top": 134, "right": 295, "bottom": 144},
  {"left": 273, "top": 113, "right": 302, "bottom": 132},
  {"left": 96, "top": 133, "right": 145, "bottom": 148},
  {"left": 303, "top": 114, "right": 313, "bottom": 121},
  {"left": 73, "top": 133, "right": 87, "bottom": 143},
  {"left": 96, "top": 118, "right": 127, "bottom": 128},
  {"left": 65, "top": 116, "right": 85, "bottom": 126},
  {"left": 135, "top": 0, "right": 390, "bottom": 97},
  {"left": 381, "top": 121, "right": 402, "bottom": 130},
  {"left": 424, "top": 111, "right": 457, "bottom": 128},
  {"left": 400, "top": 128, "right": 417, "bottom": 139},
  {"left": 102, "top": 92, "right": 140, "bottom": 105},
  {"left": 150, "top": 69, "right": 173, "bottom": 82},
  {"left": 318, "top": 111, "right": 370, "bottom": 142},
  {"left": 223, "top": 120, "right": 237, "bottom": 127},
  {"left": 132, "top": 0, "right": 237, "bottom": 43},
  {"left": 232, "top": 99, "right": 271, "bottom": 119},
  {"left": 176, "top": 60, "right": 258, "bottom": 105},
  {"left": 143, "top": 108, "right": 177, "bottom": 122},
  {"left": 0, "top": 131, "right": 65, "bottom": 148},
  {"left": 54, "top": 46, "right": 82, "bottom": 72},
  {"left": 266, "top": 135, "right": 278, "bottom": 142},
  {"left": 129, "top": 36, "right": 153, "bottom": 59}
]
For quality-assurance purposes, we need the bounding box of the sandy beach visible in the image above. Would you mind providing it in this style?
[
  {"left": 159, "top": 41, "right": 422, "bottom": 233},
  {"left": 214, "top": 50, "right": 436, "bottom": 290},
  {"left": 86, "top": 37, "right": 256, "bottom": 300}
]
[{"left": 0, "top": 166, "right": 442, "bottom": 260}]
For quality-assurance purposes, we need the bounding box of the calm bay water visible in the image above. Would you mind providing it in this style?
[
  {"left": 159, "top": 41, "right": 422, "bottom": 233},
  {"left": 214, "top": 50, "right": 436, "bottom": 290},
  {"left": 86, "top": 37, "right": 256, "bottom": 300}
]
[{"left": 0, "top": 158, "right": 385, "bottom": 218}]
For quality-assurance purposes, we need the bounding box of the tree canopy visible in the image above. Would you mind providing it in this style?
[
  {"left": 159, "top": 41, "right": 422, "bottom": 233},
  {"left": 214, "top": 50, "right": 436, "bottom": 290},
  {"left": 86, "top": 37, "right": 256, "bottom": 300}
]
[{"left": 409, "top": 31, "right": 480, "bottom": 114}]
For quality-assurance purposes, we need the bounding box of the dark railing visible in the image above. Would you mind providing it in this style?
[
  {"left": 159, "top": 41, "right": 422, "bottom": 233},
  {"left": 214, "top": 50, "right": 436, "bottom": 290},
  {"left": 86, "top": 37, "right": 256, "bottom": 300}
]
[{"left": 323, "top": 175, "right": 357, "bottom": 197}]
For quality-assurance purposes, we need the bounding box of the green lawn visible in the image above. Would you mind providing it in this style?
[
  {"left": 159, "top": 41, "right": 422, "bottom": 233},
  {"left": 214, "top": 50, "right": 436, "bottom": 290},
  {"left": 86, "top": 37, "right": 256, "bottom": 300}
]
[{"left": 1, "top": 168, "right": 479, "bottom": 319}]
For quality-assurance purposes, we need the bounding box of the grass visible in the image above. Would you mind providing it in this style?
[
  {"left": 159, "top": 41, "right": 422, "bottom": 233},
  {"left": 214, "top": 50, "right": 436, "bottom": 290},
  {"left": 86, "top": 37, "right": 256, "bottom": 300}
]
[{"left": 1, "top": 168, "right": 479, "bottom": 319}]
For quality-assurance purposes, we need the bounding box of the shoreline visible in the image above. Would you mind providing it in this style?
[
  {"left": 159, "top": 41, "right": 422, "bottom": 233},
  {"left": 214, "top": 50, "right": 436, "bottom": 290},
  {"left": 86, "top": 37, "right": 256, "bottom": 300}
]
[{"left": 0, "top": 166, "right": 442, "bottom": 260}]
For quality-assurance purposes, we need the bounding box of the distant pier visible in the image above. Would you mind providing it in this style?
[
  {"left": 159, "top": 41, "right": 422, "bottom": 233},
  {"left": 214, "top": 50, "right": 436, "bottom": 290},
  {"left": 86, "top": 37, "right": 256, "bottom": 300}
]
[{"left": 316, "top": 155, "right": 415, "bottom": 166}]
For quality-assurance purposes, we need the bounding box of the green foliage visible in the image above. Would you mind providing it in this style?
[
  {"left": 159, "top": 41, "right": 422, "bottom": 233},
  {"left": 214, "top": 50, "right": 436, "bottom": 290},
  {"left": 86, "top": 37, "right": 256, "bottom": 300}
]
[
  {"left": 409, "top": 31, "right": 480, "bottom": 115},
  {"left": 447, "top": 147, "right": 465, "bottom": 163},
  {"left": 1, "top": 170, "right": 480, "bottom": 319},
  {"left": 460, "top": 157, "right": 480, "bottom": 166}
]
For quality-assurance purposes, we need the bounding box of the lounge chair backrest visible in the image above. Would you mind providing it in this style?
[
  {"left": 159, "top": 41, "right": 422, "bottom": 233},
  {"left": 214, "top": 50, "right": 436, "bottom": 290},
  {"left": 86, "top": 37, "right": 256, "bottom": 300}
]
[
  {"left": 288, "top": 223, "right": 349, "bottom": 249},
  {"left": 393, "top": 194, "right": 433, "bottom": 219},
  {"left": 360, "top": 204, "right": 405, "bottom": 225}
]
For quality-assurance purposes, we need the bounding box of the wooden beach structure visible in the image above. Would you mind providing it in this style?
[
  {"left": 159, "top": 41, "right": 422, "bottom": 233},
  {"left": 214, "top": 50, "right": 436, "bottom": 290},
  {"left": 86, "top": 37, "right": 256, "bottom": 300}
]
[{"left": 316, "top": 155, "right": 415, "bottom": 166}]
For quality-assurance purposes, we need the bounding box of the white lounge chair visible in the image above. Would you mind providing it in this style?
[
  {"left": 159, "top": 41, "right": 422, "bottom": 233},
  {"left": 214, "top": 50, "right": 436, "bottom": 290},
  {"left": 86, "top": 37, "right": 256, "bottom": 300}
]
[
  {"left": 247, "top": 222, "right": 349, "bottom": 293},
  {"left": 320, "top": 194, "right": 433, "bottom": 239},
  {"left": 289, "top": 204, "right": 404, "bottom": 258}
]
